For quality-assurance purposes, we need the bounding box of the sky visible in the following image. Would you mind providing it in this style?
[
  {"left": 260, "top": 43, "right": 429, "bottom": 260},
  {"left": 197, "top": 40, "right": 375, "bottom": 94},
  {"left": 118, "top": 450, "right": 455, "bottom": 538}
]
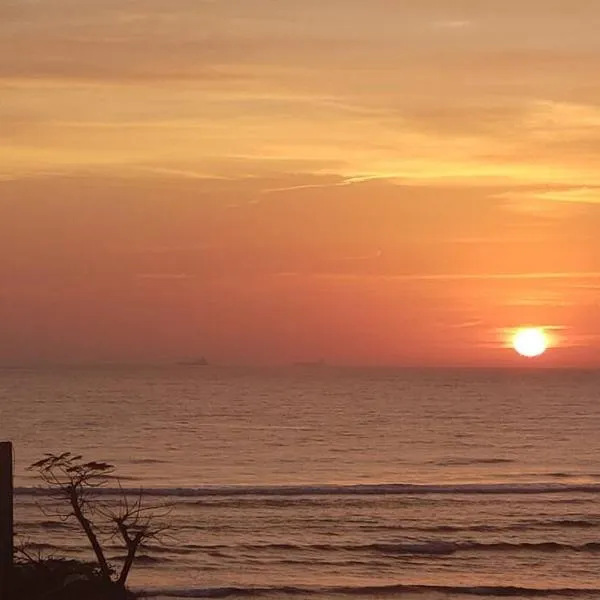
[{"left": 2, "top": 0, "right": 600, "bottom": 366}]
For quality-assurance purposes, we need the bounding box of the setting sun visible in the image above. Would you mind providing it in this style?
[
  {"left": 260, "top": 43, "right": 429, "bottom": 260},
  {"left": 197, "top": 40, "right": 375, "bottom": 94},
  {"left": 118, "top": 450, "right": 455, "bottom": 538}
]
[{"left": 512, "top": 328, "right": 549, "bottom": 358}]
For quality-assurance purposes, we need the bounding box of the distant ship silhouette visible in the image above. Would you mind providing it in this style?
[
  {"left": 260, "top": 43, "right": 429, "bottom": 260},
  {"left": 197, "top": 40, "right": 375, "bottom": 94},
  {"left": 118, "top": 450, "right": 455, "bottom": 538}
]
[{"left": 177, "top": 357, "right": 209, "bottom": 366}]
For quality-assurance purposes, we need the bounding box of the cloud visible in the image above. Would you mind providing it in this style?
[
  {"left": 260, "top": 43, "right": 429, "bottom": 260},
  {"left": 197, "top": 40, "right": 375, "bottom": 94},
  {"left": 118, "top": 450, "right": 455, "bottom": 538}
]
[
  {"left": 431, "top": 20, "right": 473, "bottom": 29},
  {"left": 3, "top": 1, "right": 600, "bottom": 189},
  {"left": 511, "top": 187, "right": 600, "bottom": 204},
  {"left": 496, "top": 186, "right": 600, "bottom": 218},
  {"left": 442, "top": 319, "right": 484, "bottom": 329},
  {"left": 135, "top": 273, "right": 196, "bottom": 280},
  {"left": 260, "top": 178, "right": 351, "bottom": 195},
  {"left": 274, "top": 271, "right": 600, "bottom": 283},
  {"left": 341, "top": 250, "right": 383, "bottom": 262}
]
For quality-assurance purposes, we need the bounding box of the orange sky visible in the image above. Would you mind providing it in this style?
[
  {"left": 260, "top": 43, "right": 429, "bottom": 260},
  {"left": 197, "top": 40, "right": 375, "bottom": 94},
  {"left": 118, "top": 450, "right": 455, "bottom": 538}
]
[{"left": 2, "top": 1, "right": 600, "bottom": 366}]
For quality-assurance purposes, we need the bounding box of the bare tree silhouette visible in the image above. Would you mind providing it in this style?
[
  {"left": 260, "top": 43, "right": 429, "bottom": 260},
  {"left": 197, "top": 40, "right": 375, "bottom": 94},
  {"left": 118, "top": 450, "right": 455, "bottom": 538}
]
[{"left": 29, "top": 452, "right": 170, "bottom": 591}]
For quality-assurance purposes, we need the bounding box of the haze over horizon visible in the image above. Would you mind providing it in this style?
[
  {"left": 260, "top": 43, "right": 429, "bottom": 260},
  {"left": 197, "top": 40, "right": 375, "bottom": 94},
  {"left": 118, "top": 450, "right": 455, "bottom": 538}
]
[{"left": 2, "top": 1, "right": 600, "bottom": 367}]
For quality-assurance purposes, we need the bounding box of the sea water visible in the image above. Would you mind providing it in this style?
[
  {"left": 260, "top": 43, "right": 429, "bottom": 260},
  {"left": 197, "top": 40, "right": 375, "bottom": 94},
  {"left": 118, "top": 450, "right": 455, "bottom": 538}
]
[{"left": 2, "top": 366, "right": 600, "bottom": 599}]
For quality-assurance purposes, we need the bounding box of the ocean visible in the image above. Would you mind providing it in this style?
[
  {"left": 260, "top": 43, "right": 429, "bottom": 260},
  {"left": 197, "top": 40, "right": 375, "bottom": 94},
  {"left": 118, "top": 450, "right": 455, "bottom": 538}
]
[{"left": 2, "top": 366, "right": 600, "bottom": 599}]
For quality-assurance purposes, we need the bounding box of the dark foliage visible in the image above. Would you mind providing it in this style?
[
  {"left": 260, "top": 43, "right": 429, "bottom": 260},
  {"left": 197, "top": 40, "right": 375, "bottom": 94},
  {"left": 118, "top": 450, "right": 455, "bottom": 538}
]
[{"left": 12, "top": 558, "right": 136, "bottom": 600}]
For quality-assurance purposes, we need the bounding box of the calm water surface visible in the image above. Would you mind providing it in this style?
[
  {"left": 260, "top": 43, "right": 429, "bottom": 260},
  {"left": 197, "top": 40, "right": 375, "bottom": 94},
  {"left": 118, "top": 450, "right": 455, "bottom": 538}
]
[{"left": 2, "top": 366, "right": 600, "bottom": 599}]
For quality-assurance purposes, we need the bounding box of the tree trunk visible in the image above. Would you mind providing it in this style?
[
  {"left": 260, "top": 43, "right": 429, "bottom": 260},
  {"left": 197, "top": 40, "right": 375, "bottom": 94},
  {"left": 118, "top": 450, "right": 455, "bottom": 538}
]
[
  {"left": 117, "top": 525, "right": 142, "bottom": 586},
  {"left": 68, "top": 488, "right": 112, "bottom": 582}
]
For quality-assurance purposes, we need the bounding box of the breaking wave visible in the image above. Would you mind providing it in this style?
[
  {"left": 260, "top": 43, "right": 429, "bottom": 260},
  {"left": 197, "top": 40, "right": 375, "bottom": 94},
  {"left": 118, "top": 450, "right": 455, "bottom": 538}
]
[
  {"left": 158, "top": 540, "right": 600, "bottom": 557},
  {"left": 141, "top": 583, "right": 600, "bottom": 598},
  {"left": 14, "top": 482, "right": 600, "bottom": 498}
]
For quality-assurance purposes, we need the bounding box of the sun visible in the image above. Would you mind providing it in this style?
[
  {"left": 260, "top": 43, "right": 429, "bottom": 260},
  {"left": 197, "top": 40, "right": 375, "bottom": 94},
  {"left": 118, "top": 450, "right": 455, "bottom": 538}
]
[{"left": 512, "top": 328, "right": 548, "bottom": 358}]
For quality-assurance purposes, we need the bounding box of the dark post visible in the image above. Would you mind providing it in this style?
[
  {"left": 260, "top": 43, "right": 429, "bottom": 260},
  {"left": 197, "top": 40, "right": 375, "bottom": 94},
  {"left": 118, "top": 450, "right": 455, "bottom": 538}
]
[{"left": 0, "top": 442, "right": 13, "bottom": 599}]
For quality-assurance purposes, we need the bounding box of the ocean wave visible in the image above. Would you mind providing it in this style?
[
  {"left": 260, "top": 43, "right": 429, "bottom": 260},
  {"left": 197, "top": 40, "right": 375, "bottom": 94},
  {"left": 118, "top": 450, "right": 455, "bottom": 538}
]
[
  {"left": 434, "top": 458, "right": 516, "bottom": 466},
  {"left": 368, "top": 541, "right": 600, "bottom": 555},
  {"left": 111, "top": 554, "right": 166, "bottom": 565},
  {"left": 433, "top": 518, "right": 600, "bottom": 532},
  {"left": 19, "top": 541, "right": 69, "bottom": 552},
  {"left": 160, "top": 540, "right": 600, "bottom": 557},
  {"left": 362, "top": 518, "right": 600, "bottom": 534},
  {"left": 14, "top": 482, "right": 600, "bottom": 498},
  {"left": 16, "top": 520, "right": 75, "bottom": 531},
  {"left": 140, "top": 583, "right": 600, "bottom": 598},
  {"left": 546, "top": 518, "right": 600, "bottom": 529}
]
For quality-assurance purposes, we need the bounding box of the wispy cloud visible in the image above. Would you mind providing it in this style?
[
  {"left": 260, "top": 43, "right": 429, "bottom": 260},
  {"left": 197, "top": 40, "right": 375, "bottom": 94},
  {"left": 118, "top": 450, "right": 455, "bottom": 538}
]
[
  {"left": 274, "top": 271, "right": 600, "bottom": 283},
  {"left": 516, "top": 187, "right": 600, "bottom": 204},
  {"left": 496, "top": 186, "right": 600, "bottom": 218},
  {"left": 340, "top": 250, "right": 383, "bottom": 262},
  {"left": 135, "top": 273, "right": 196, "bottom": 280},
  {"left": 260, "top": 178, "right": 352, "bottom": 195},
  {"left": 431, "top": 19, "right": 473, "bottom": 30}
]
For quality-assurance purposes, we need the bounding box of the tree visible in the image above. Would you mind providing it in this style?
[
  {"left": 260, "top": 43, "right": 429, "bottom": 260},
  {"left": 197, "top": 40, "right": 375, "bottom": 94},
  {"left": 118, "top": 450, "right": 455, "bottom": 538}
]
[{"left": 29, "top": 453, "right": 169, "bottom": 591}]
